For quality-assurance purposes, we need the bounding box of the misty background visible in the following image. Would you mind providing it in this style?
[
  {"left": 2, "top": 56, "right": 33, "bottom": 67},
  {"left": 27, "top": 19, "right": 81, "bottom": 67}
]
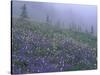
[{"left": 12, "top": 1, "right": 97, "bottom": 36}]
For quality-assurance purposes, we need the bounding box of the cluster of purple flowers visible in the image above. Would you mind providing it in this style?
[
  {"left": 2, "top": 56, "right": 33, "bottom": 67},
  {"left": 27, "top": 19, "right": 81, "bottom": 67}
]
[{"left": 12, "top": 20, "right": 97, "bottom": 74}]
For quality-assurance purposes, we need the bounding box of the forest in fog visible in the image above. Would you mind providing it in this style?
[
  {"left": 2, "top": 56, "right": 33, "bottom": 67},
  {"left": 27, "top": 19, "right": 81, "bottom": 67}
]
[{"left": 12, "top": 1, "right": 97, "bottom": 36}]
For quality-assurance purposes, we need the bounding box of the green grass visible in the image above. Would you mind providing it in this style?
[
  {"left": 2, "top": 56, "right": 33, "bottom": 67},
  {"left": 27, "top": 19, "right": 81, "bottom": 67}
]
[{"left": 13, "top": 18, "right": 97, "bottom": 49}]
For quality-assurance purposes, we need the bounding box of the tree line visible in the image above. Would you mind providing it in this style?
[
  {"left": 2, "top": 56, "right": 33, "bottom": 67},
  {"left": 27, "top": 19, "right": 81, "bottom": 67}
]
[{"left": 19, "top": 4, "right": 95, "bottom": 35}]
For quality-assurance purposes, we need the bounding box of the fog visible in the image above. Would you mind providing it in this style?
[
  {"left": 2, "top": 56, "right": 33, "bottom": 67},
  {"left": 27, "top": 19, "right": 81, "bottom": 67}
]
[{"left": 12, "top": 1, "right": 97, "bottom": 35}]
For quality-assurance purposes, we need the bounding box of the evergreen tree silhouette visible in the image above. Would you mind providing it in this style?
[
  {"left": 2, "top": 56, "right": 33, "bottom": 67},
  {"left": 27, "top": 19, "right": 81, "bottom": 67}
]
[
  {"left": 20, "top": 4, "right": 28, "bottom": 20},
  {"left": 91, "top": 25, "right": 94, "bottom": 34}
]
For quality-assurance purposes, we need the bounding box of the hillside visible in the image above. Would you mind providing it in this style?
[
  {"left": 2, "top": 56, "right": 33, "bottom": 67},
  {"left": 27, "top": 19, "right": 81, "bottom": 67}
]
[{"left": 12, "top": 18, "right": 97, "bottom": 74}]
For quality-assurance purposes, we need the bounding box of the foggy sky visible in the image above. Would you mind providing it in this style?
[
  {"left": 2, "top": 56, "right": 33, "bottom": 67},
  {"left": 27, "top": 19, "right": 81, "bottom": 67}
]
[{"left": 12, "top": 1, "right": 97, "bottom": 34}]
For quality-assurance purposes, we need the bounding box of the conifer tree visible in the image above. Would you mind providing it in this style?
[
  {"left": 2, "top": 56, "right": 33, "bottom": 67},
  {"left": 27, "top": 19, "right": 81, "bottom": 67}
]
[
  {"left": 20, "top": 4, "right": 28, "bottom": 19},
  {"left": 91, "top": 25, "right": 94, "bottom": 34}
]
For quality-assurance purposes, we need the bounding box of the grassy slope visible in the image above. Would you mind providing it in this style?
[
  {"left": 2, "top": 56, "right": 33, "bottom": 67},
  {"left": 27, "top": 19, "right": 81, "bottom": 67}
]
[
  {"left": 12, "top": 18, "right": 97, "bottom": 73},
  {"left": 14, "top": 18, "right": 96, "bottom": 48}
]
